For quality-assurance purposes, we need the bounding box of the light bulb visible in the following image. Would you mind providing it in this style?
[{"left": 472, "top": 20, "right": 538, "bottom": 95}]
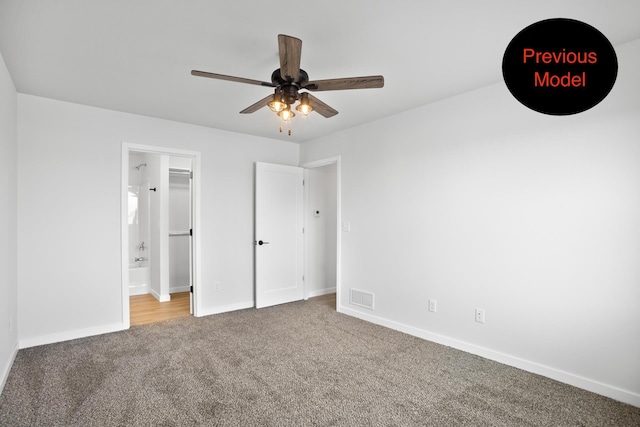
[
  {"left": 279, "top": 107, "right": 295, "bottom": 121},
  {"left": 296, "top": 93, "right": 313, "bottom": 115},
  {"left": 268, "top": 95, "right": 286, "bottom": 113},
  {"left": 296, "top": 103, "right": 313, "bottom": 115},
  {"left": 268, "top": 89, "right": 287, "bottom": 113}
]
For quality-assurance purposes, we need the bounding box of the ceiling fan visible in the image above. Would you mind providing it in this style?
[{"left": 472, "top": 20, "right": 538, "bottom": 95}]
[{"left": 191, "top": 34, "right": 384, "bottom": 123}]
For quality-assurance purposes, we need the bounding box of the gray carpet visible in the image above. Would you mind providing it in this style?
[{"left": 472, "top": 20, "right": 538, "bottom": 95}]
[{"left": 1, "top": 296, "right": 639, "bottom": 426}]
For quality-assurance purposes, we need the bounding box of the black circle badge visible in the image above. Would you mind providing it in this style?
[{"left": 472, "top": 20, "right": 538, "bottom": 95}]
[{"left": 502, "top": 18, "right": 617, "bottom": 115}]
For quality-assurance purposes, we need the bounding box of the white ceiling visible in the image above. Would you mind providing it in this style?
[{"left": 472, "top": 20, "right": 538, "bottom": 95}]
[{"left": 1, "top": 1, "right": 639, "bottom": 143}]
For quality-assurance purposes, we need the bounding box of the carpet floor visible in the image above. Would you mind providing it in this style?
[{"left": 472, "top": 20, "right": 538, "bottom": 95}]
[{"left": 1, "top": 296, "right": 639, "bottom": 426}]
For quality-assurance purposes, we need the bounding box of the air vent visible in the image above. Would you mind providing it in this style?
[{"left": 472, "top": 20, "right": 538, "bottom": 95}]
[{"left": 350, "top": 288, "right": 374, "bottom": 310}]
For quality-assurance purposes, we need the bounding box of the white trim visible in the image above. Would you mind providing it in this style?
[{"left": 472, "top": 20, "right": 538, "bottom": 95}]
[
  {"left": 197, "top": 301, "right": 255, "bottom": 317},
  {"left": 121, "top": 142, "right": 202, "bottom": 327},
  {"left": 300, "top": 156, "right": 342, "bottom": 310},
  {"left": 19, "top": 323, "right": 125, "bottom": 350},
  {"left": 339, "top": 305, "right": 640, "bottom": 408},
  {"left": 191, "top": 155, "right": 202, "bottom": 316},
  {"left": 302, "top": 168, "right": 310, "bottom": 300},
  {"left": 150, "top": 288, "right": 171, "bottom": 303},
  {"left": 336, "top": 158, "right": 341, "bottom": 310},
  {"left": 301, "top": 156, "right": 342, "bottom": 169},
  {"left": 0, "top": 343, "right": 19, "bottom": 395},
  {"left": 121, "top": 147, "right": 131, "bottom": 328},
  {"left": 127, "top": 283, "right": 149, "bottom": 296}
]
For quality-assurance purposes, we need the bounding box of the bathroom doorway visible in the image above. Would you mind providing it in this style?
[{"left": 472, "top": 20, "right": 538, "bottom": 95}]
[{"left": 121, "top": 143, "right": 201, "bottom": 328}]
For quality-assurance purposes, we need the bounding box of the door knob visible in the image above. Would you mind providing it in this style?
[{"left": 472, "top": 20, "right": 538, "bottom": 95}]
[{"left": 257, "top": 240, "right": 269, "bottom": 245}]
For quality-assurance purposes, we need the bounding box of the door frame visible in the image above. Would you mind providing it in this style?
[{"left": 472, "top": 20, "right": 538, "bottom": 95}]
[
  {"left": 301, "top": 156, "right": 342, "bottom": 311},
  {"left": 121, "top": 142, "right": 202, "bottom": 328}
]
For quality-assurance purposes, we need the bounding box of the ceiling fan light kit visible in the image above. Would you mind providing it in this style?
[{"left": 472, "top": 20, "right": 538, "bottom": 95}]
[
  {"left": 191, "top": 34, "right": 384, "bottom": 133},
  {"left": 279, "top": 105, "right": 295, "bottom": 121},
  {"left": 268, "top": 90, "right": 287, "bottom": 113},
  {"left": 296, "top": 92, "right": 313, "bottom": 115}
]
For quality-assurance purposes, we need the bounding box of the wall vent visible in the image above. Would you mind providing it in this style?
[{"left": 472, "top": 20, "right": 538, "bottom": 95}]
[{"left": 350, "top": 288, "right": 374, "bottom": 310}]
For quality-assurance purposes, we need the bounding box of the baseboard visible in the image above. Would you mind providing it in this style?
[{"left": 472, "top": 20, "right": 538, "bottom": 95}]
[
  {"left": 0, "top": 342, "right": 19, "bottom": 395},
  {"left": 338, "top": 305, "right": 640, "bottom": 408},
  {"left": 18, "top": 322, "right": 125, "bottom": 350},
  {"left": 307, "top": 287, "right": 336, "bottom": 299},
  {"left": 150, "top": 288, "right": 171, "bottom": 302},
  {"left": 128, "top": 283, "right": 149, "bottom": 296},
  {"left": 170, "top": 285, "right": 190, "bottom": 294},
  {"left": 196, "top": 301, "right": 254, "bottom": 317}
]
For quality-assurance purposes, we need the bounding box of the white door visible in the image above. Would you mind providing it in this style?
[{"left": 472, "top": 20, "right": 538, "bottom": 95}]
[
  {"left": 188, "top": 169, "right": 194, "bottom": 315},
  {"left": 255, "top": 162, "right": 304, "bottom": 308}
]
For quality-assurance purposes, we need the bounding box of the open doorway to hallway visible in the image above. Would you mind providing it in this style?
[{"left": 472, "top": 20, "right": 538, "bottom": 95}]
[{"left": 303, "top": 157, "right": 341, "bottom": 310}]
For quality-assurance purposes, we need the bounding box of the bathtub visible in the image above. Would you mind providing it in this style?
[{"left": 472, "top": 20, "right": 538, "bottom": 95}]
[{"left": 129, "top": 264, "right": 150, "bottom": 295}]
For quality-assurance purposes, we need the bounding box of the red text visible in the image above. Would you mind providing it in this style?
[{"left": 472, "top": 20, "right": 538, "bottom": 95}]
[
  {"left": 523, "top": 48, "right": 597, "bottom": 64},
  {"left": 534, "top": 71, "right": 586, "bottom": 87}
]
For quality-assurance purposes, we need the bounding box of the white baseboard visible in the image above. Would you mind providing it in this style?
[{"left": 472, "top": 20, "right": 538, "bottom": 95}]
[
  {"left": 150, "top": 288, "right": 171, "bottom": 302},
  {"left": 196, "top": 300, "right": 254, "bottom": 317},
  {"left": 18, "top": 323, "right": 125, "bottom": 350},
  {"left": 128, "top": 283, "right": 149, "bottom": 296},
  {"left": 0, "top": 342, "right": 19, "bottom": 395},
  {"left": 306, "top": 287, "right": 336, "bottom": 299},
  {"left": 338, "top": 305, "right": 640, "bottom": 408}
]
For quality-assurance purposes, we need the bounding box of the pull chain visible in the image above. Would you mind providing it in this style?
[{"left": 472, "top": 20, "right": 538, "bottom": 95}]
[{"left": 278, "top": 124, "right": 292, "bottom": 136}]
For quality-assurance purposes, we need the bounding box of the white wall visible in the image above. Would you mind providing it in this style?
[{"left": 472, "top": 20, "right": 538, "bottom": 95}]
[
  {"left": 168, "top": 170, "right": 191, "bottom": 292},
  {"left": 306, "top": 163, "right": 337, "bottom": 297},
  {"left": 147, "top": 153, "right": 170, "bottom": 301},
  {"left": 17, "top": 94, "right": 299, "bottom": 347},
  {"left": 0, "top": 51, "right": 18, "bottom": 392},
  {"left": 300, "top": 39, "right": 640, "bottom": 406}
]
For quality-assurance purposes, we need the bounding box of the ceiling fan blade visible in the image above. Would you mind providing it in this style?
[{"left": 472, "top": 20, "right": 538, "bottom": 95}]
[
  {"left": 278, "top": 34, "right": 302, "bottom": 82},
  {"left": 305, "top": 75, "right": 384, "bottom": 91},
  {"left": 306, "top": 93, "right": 338, "bottom": 118},
  {"left": 191, "top": 70, "right": 274, "bottom": 87},
  {"left": 239, "top": 94, "right": 274, "bottom": 114}
]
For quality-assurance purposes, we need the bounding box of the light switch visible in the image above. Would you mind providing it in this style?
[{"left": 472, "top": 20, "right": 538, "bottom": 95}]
[{"left": 342, "top": 221, "right": 351, "bottom": 232}]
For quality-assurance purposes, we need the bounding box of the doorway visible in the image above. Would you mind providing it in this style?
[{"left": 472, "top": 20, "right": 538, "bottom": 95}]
[
  {"left": 254, "top": 158, "right": 341, "bottom": 310},
  {"left": 121, "top": 143, "right": 201, "bottom": 328},
  {"left": 302, "top": 157, "right": 341, "bottom": 310}
]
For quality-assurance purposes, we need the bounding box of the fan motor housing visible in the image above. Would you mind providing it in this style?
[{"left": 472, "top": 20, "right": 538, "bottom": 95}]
[
  {"left": 271, "top": 68, "right": 309, "bottom": 86},
  {"left": 282, "top": 85, "right": 300, "bottom": 104},
  {"left": 271, "top": 68, "right": 310, "bottom": 104}
]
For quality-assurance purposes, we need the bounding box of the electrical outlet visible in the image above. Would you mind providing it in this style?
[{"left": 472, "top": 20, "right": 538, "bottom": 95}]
[
  {"left": 475, "top": 308, "right": 485, "bottom": 324},
  {"left": 214, "top": 281, "right": 221, "bottom": 291},
  {"left": 428, "top": 299, "right": 437, "bottom": 313}
]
